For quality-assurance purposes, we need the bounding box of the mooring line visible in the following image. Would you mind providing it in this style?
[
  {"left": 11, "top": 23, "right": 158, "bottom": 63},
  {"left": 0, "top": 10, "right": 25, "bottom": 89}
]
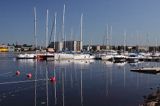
[{"left": 0, "top": 79, "right": 46, "bottom": 85}]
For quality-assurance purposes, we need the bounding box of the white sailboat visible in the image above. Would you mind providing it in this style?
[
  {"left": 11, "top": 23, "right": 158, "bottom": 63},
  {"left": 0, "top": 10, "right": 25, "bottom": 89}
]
[
  {"left": 73, "top": 53, "right": 95, "bottom": 60},
  {"left": 52, "top": 5, "right": 76, "bottom": 60},
  {"left": 54, "top": 52, "right": 74, "bottom": 60},
  {"left": 100, "top": 25, "right": 115, "bottom": 61},
  {"left": 113, "top": 30, "right": 127, "bottom": 62},
  {"left": 17, "top": 7, "right": 37, "bottom": 59},
  {"left": 100, "top": 50, "right": 117, "bottom": 61},
  {"left": 16, "top": 53, "right": 36, "bottom": 59},
  {"left": 72, "top": 14, "right": 95, "bottom": 60}
]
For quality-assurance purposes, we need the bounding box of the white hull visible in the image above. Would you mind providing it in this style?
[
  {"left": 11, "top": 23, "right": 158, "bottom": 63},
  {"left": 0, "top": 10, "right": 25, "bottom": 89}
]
[
  {"left": 101, "top": 54, "right": 113, "bottom": 60},
  {"left": 54, "top": 53, "right": 74, "bottom": 60},
  {"left": 73, "top": 54, "right": 95, "bottom": 60},
  {"left": 17, "top": 53, "right": 36, "bottom": 59},
  {"left": 113, "top": 55, "right": 126, "bottom": 62}
]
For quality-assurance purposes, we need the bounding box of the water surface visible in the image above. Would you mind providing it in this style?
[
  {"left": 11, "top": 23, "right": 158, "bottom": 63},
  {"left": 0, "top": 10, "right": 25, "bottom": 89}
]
[{"left": 0, "top": 53, "right": 160, "bottom": 106}]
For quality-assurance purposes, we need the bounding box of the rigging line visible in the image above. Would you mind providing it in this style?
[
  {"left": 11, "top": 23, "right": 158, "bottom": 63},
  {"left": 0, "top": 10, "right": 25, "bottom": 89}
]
[
  {"left": 49, "top": 16, "right": 55, "bottom": 44},
  {"left": 0, "top": 72, "right": 13, "bottom": 76},
  {"left": 0, "top": 79, "right": 47, "bottom": 85}
]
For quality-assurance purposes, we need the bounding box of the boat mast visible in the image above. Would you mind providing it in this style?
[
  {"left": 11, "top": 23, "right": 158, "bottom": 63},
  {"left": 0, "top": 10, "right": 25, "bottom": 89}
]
[
  {"left": 70, "top": 28, "right": 73, "bottom": 51},
  {"left": 46, "top": 9, "right": 49, "bottom": 49},
  {"left": 110, "top": 26, "right": 112, "bottom": 50},
  {"left": 54, "top": 12, "right": 57, "bottom": 50},
  {"left": 62, "top": 4, "right": 65, "bottom": 50},
  {"left": 155, "top": 38, "right": 158, "bottom": 53},
  {"left": 124, "top": 30, "right": 126, "bottom": 54},
  {"left": 106, "top": 24, "right": 109, "bottom": 50},
  {"left": 80, "top": 13, "right": 83, "bottom": 51},
  {"left": 136, "top": 31, "right": 139, "bottom": 53},
  {"left": 34, "top": 7, "right": 37, "bottom": 49}
]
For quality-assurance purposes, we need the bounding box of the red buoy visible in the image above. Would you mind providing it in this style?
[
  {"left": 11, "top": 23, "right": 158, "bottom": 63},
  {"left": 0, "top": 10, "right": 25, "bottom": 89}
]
[
  {"left": 27, "top": 73, "right": 32, "bottom": 79},
  {"left": 50, "top": 76, "right": 56, "bottom": 83},
  {"left": 16, "top": 71, "right": 20, "bottom": 76}
]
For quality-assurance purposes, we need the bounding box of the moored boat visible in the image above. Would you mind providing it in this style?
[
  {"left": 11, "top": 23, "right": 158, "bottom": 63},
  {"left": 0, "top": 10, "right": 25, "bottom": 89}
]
[
  {"left": 126, "top": 53, "right": 139, "bottom": 63},
  {"left": 16, "top": 53, "right": 36, "bottom": 59},
  {"left": 54, "top": 53, "right": 74, "bottom": 60},
  {"left": 113, "top": 54, "right": 126, "bottom": 63},
  {"left": 73, "top": 53, "right": 95, "bottom": 60}
]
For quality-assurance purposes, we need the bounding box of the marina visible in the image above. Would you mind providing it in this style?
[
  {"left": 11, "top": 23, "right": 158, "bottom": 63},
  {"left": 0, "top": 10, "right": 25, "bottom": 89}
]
[{"left": 1, "top": 0, "right": 160, "bottom": 106}]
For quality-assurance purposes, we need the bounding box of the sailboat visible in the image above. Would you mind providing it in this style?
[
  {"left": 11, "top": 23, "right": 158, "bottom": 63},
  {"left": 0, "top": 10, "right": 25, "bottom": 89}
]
[
  {"left": 52, "top": 4, "right": 74, "bottom": 60},
  {"left": 16, "top": 53, "right": 36, "bottom": 59},
  {"left": 16, "top": 7, "right": 37, "bottom": 59},
  {"left": 36, "top": 9, "right": 55, "bottom": 61},
  {"left": 73, "top": 14, "right": 95, "bottom": 60},
  {"left": 113, "top": 30, "right": 127, "bottom": 62},
  {"left": 100, "top": 25, "right": 115, "bottom": 61}
]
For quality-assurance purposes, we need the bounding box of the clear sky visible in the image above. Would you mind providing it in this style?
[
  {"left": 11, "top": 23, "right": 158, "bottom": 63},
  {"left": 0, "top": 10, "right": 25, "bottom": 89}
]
[{"left": 1, "top": 0, "right": 160, "bottom": 46}]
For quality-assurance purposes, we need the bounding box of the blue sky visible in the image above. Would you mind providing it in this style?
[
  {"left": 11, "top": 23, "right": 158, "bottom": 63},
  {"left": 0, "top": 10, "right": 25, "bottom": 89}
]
[{"left": 0, "top": 0, "right": 160, "bottom": 46}]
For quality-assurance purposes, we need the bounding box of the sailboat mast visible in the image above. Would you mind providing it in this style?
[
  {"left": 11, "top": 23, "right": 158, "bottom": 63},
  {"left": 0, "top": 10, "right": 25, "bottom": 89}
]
[
  {"left": 106, "top": 24, "right": 109, "bottom": 49},
  {"left": 80, "top": 13, "right": 83, "bottom": 51},
  {"left": 124, "top": 30, "right": 126, "bottom": 53},
  {"left": 34, "top": 7, "right": 37, "bottom": 49},
  {"left": 110, "top": 26, "right": 112, "bottom": 50},
  {"left": 46, "top": 9, "right": 49, "bottom": 48},
  {"left": 62, "top": 4, "right": 65, "bottom": 50},
  {"left": 136, "top": 31, "right": 139, "bottom": 52},
  {"left": 54, "top": 12, "right": 57, "bottom": 50}
]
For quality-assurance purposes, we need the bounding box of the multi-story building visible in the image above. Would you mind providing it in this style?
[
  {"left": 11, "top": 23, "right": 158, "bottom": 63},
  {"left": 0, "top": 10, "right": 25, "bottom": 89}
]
[{"left": 49, "top": 40, "right": 81, "bottom": 52}]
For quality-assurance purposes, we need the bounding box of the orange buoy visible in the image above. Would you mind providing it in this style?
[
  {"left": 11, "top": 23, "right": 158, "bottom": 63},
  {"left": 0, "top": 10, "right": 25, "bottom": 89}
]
[
  {"left": 27, "top": 73, "right": 32, "bottom": 79},
  {"left": 50, "top": 76, "right": 56, "bottom": 83},
  {"left": 16, "top": 71, "right": 20, "bottom": 76}
]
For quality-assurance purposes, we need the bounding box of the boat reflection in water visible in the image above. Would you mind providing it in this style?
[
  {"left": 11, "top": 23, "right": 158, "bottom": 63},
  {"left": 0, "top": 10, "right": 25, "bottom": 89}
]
[
  {"left": 1, "top": 59, "right": 160, "bottom": 106},
  {"left": 114, "top": 62, "right": 127, "bottom": 67},
  {"left": 17, "top": 59, "right": 35, "bottom": 64},
  {"left": 53, "top": 60, "right": 95, "bottom": 66},
  {"left": 102, "top": 61, "right": 113, "bottom": 67}
]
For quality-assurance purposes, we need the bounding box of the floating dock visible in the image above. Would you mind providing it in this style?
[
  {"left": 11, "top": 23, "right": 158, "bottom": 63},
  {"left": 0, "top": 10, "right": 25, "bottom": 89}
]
[{"left": 131, "top": 67, "right": 160, "bottom": 74}]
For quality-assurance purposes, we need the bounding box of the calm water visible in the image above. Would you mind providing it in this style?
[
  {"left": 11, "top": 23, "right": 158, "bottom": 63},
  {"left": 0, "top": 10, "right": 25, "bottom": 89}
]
[{"left": 0, "top": 53, "right": 160, "bottom": 106}]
